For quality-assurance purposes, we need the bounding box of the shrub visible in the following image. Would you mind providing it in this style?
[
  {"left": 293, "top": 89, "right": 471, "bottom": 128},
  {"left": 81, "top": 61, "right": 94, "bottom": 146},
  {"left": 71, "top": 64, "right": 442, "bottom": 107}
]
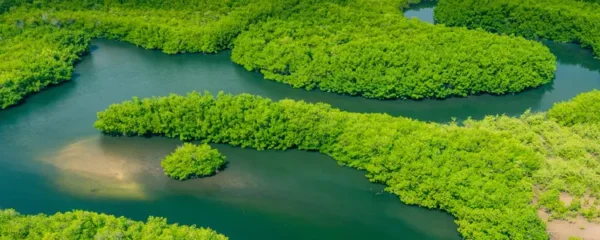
[
  {"left": 0, "top": 26, "right": 90, "bottom": 109},
  {"left": 548, "top": 90, "right": 600, "bottom": 126},
  {"left": 162, "top": 143, "right": 226, "bottom": 180}
]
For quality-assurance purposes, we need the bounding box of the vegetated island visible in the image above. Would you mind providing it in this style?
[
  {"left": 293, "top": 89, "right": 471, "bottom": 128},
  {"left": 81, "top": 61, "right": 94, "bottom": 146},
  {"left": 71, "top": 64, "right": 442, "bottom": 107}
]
[
  {"left": 230, "top": 0, "right": 556, "bottom": 99},
  {"left": 162, "top": 143, "right": 226, "bottom": 180},
  {"left": 0, "top": 0, "right": 556, "bottom": 109},
  {"left": 435, "top": 0, "right": 600, "bottom": 57},
  {"left": 0, "top": 209, "right": 227, "bottom": 240},
  {"left": 94, "top": 90, "right": 600, "bottom": 239}
]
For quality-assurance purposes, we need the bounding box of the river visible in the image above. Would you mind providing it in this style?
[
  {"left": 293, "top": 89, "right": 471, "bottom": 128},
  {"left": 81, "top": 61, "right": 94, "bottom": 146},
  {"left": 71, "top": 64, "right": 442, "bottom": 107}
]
[{"left": 0, "top": 3, "right": 599, "bottom": 240}]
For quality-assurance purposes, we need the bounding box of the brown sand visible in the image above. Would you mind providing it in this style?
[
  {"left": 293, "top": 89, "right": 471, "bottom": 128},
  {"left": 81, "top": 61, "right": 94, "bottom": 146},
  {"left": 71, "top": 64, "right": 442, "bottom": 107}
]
[
  {"left": 539, "top": 209, "right": 600, "bottom": 240},
  {"left": 42, "top": 137, "right": 150, "bottom": 199},
  {"left": 535, "top": 192, "right": 600, "bottom": 240}
]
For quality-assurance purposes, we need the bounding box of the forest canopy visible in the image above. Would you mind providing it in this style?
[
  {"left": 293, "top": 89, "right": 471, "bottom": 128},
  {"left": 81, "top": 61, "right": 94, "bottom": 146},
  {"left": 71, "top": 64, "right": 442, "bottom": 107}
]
[
  {"left": 162, "top": 143, "right": 226, "bottom": 180},
  {"left": 548, "top": 90, "right": 600, "bottom": 126},
  {"left": 232, "top": 0, "right": 556, "bottom": 99},
  {"left": 435, "top": 0, "right": 600, "bottom": 56},
  {"left": 0, "top": 209, "right": 228, "bottom": 240},
  {"left": 0, "top": 26, "right": 89, "bottom": 109}
]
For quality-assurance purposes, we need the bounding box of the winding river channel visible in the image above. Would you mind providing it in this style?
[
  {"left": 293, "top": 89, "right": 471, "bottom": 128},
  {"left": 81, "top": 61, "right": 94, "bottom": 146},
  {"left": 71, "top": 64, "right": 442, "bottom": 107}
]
[{"left": 0, "top": 3, "right": 599, "bottom": 240}]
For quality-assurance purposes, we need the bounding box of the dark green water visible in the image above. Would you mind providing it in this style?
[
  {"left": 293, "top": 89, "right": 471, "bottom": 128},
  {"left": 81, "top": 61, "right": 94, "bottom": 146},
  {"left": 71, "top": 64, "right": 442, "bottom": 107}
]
[
  {"left": 1, "top": 3, "right": 599, "bottom": 240},
  {"left": 404, "top": 1, "right": 436, "bottom": 24}
]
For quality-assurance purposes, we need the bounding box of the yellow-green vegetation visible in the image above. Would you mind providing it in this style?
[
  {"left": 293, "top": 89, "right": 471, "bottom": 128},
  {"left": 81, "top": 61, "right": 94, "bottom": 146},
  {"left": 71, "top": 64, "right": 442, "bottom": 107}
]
[
  {"left": 0, "top": 209, "right": 227, "bottom": 239},
  {"left": 435, "top": 0, "right": 600, "bottom": 56},
  {"left": 466, "top": 112, "right": 600, "bottom": 222},
  {"left": 0, "top": 26, "right": 89, "bottom": 108},
  {"left": 549, "top": 89, "right": 600, "bottom": 126},
  {"left": 94, "top": 90, "right": 600, "bottom": 239},
  {"left": 232, "top": 0, "right": 556, "bottom": 99},
  {"left": 162, "top": 143, "right": 226, "bottom": 180},
  {"left": 1, "top": 0, "right": 292, "bottom": 54},
  {"left": 0, "top": 0, "right": 557, "bottom": 109}
]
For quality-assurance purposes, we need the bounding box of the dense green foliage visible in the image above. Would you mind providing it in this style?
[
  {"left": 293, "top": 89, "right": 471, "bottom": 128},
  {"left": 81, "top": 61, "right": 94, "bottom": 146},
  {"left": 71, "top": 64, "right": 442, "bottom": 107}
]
[
  {"left": 0, "top": 26, "right": 89, "bottom": 108},
  {"left": 0, "top": 208, "right": 227, "bottom": 239},
  {"left": 162, "top": 143, "right": 226, "bottom": 180},
  {"left": 0, "top": 0, "right": 28, "bottom": 14},
  {"left": 548, "top": 90, "right": 600, "bottom": 126},
  {"left": 467, "top": 112, "right": 600, "bottom": 221},
  {"left": 232, "top": 0, "right": 556, "bottom": 99},
  {"left": 95, "top": 92, "right": 551, "bottom": 239},
  {"left": 435, "top": 0, "right": 600, "bottom": 56},
  {"left": 1, "top": 0, "right": 294, "bottom": 54}
]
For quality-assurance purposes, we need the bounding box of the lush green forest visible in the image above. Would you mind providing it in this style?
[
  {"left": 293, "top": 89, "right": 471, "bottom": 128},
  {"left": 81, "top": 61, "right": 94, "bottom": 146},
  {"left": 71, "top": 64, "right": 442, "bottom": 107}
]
[
  {"left": 435, "top": 0, "right": 600, "bottom": 56},
  {"left": 0, "top": 0, "right": 557, "bottom": 109},
  {"left": 232, "top": 0, "right": 556, "bottom": 99},
  {"left": 0, "top": 0, "right": 294, "bottom": 53},
  {"left": 549, "top": 89, "right": 600, "bottom": 126},
  {"left": 0, "top": 209, "right": 227, "bottom": 239},
  {"left": 0, "top": 26, "right": 89, "bottom": 108},
  {"left": 94, "top": 90, "right": 600, "bottom": 239},
  {"left": 162, "top": 143, "right": 226, "bottom": 180}
]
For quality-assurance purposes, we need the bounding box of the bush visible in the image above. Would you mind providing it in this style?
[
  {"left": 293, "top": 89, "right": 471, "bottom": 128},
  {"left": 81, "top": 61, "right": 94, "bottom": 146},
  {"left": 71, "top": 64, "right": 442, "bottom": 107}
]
[
  {"left": 0, "top": 209, "right": 227, "bottom": 239},
  {"left": 548, "top": 90, "right": 600, "bottom": 126},
  {"left": 162, "top": 143, "right": 226, "bottom": 180},
  {"left": 0, "top": 26, "right": 90, "bottom": 109},
  {"left": 435, "top": 0, "right": 600, "bottom": 56}
]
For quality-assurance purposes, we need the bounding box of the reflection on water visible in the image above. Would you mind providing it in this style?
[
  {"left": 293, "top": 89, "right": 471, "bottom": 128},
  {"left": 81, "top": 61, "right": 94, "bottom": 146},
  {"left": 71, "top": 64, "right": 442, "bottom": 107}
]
[{"left": 404, "top": 1, "right": 436, "bottom": 23}]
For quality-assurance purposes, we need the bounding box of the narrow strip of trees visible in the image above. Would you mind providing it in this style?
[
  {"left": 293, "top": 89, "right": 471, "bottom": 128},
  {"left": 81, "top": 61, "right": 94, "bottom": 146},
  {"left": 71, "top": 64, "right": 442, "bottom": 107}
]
[{"left": 0, "top": 209, "right": 227, "bottom": 239}]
